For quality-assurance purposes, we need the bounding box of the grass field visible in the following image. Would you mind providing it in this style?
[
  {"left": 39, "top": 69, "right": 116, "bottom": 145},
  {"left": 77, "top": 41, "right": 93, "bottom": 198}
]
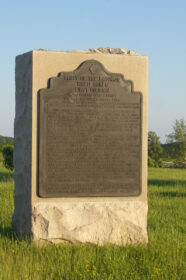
[{"left": 0, "top": 160, "right": 185, "bottom": 279}]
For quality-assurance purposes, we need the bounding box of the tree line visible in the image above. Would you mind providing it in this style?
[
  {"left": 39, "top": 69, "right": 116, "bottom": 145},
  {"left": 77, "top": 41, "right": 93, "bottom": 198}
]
[{"left": 148, "top": 119, "right": 186, "bottom": 168}]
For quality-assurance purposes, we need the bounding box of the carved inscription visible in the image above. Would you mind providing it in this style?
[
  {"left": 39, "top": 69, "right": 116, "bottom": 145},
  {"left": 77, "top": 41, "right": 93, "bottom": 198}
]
[{"left": 38, "top": 60, "right": 142, "bottom": 197}]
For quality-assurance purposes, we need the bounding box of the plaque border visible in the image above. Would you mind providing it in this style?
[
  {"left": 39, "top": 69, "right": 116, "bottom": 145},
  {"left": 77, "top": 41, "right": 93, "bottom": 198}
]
[{"left": 37, "top": 60, "right": 143, "bottom": 198}]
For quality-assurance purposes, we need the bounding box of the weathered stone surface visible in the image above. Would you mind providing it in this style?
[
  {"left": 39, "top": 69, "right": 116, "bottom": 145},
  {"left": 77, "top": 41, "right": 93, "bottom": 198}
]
[
  {"left": 68, "top": 47, "right": 139, "bottom": 55},
  {"left": 12, "top": 51, "right": 32, "bottom": 236},
  {"left": 38, "top": 47, "right": 139, "bottom": 55},
  {"left": 32, "top": 201, "right": 148, "bottom": 244}
]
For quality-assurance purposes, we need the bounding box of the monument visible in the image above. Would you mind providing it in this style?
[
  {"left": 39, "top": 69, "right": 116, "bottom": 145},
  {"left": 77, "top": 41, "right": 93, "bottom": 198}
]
[{"left": 13, "top": 48, "right": 148, "bottom": 244}]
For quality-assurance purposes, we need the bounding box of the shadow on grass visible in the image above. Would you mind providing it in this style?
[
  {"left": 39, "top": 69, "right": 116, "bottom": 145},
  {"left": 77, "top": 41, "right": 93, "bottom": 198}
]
[
  {"left": 148, "top": 179, "right": 186, "bottom": 187},
  {"left": 0, "top": 171, "right": 13, "bottom": 182},
  {"left": 0, "top": 225, "right": 17, "bottom": 240},
  {"left": 0, "top": 225, "right": 32, "bottom": 243},
  {"left": 158, "top": 191, "right": 186, "bottom": 198}
]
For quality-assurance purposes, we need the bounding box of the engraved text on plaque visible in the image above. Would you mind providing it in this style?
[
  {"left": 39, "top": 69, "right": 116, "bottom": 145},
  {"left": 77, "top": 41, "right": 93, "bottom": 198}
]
[{"left": 38, "top": 60, "right": 142, "bottom": 197}]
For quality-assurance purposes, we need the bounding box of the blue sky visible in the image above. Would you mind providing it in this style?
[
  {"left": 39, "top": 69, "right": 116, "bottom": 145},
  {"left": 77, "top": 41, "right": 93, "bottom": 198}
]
[{"left": 0, "top": 0, "right": 185, "bottom": 143}]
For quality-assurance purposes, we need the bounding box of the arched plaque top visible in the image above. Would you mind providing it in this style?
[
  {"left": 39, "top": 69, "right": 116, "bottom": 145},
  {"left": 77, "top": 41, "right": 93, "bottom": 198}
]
[{"left": 39, "top": 60, "right": 141, "bottom": 98}]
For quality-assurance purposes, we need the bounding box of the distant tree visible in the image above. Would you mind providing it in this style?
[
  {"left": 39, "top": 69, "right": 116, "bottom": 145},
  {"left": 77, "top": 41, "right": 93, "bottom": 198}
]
[
  {"left": 2, "top": 145, "right": 14, "bottom": 171},
  {"left": 0, "top": 135, "right": 14, "bottom": 145},
  {"left": 0, "top": 144, "right": 3, "bottom": 152},
  {"left": 148, "top": 131, "right": 163, "bottom": 167},
  {"left": 166, "top": 119, "right": 186, "bottom": 163}
]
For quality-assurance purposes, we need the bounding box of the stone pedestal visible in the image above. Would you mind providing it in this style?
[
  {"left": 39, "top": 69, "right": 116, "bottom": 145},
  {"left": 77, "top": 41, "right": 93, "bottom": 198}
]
[{"left": 13, "top": 48, "right": 148, "bottom": 244}]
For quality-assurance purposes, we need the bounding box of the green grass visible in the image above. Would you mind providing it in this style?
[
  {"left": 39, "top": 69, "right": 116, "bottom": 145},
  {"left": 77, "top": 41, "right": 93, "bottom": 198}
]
[{"left": 0, "top": 163, "right": 185, "bottom": 280}]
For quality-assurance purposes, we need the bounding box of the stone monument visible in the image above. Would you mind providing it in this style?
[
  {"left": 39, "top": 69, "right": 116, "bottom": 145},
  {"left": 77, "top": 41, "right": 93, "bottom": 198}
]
[{"left": 13, "top": 48, "right": 148, "bottom": 244}]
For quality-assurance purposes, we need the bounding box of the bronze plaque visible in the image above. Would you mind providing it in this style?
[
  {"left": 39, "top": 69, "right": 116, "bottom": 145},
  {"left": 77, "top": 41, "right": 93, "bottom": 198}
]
[{"left": 38, "top": 60, "right": 142, "bottom": 197}]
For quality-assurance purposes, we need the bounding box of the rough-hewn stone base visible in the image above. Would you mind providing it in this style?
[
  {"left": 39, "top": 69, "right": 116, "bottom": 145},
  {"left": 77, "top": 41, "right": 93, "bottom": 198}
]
[{"left": 32, "top": 201, "right": 148, "bottom": 245}]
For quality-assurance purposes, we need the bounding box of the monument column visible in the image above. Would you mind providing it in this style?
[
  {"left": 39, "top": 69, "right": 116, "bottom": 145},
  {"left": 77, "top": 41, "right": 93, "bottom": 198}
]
[{"left": 13, "top": 48, "right": 148, "bottom": 244}]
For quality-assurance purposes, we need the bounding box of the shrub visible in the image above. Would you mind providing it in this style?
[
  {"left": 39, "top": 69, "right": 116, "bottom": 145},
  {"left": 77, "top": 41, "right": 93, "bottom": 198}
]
[
  {"left": 148, "top": 156, "right": 155, "bottom": 167},
  {"left": 2, "top": 145, "right": 14, "bottom": 170},
  {"left": 148, "top": 131, "right": 163, "bottom": 167}
]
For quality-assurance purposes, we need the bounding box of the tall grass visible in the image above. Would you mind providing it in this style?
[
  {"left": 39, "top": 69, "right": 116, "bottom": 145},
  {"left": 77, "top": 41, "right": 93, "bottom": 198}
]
[{"left": 0, "top": 163, "right": 185, "bottom": 279}]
